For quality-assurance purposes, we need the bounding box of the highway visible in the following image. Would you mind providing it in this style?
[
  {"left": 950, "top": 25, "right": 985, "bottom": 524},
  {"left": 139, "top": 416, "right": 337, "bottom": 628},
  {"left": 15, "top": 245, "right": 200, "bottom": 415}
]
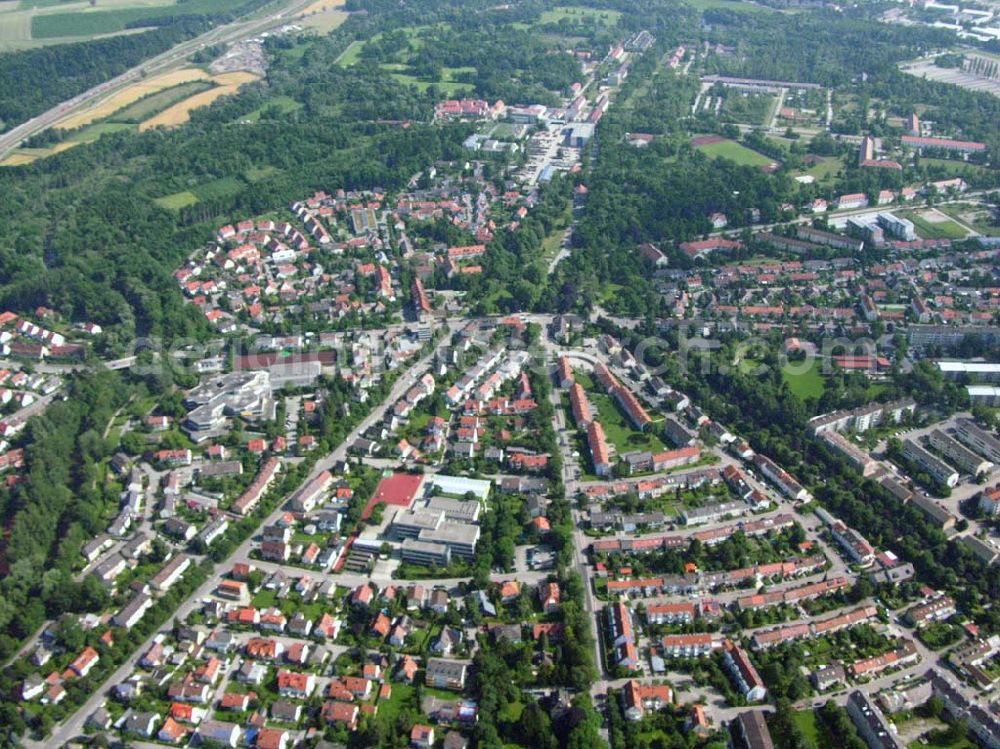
[{"left": 0, "top": 0, "right": 318, "bottom": 162}]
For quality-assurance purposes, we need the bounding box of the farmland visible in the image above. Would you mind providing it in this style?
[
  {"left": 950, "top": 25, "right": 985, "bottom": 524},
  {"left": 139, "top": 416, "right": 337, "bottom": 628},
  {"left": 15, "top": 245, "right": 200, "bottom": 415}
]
[
  {"left": 55, "top": 68, "right": 212, "bottom": 130},
  {"left": 0, "top": 68, "right": 259, "bottom": 166},
  {"left": 138, "top": 71, "right": 259, "bottom": 130},
  {"left": 694, "top": 136, "right": 777, "bottom": 167},
  {"left": 30, "top": 0, "right": 273, "bottom": 39}
]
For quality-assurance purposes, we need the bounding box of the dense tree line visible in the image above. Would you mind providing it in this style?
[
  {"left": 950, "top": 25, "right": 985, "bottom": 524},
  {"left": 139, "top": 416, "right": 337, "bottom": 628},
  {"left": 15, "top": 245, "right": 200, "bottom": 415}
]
[
  {"left": 0, "top": 23, "right": 203, "bottom": 133},
  {"left": 0, "top": 371, "right": 132, "bottom": 659}
]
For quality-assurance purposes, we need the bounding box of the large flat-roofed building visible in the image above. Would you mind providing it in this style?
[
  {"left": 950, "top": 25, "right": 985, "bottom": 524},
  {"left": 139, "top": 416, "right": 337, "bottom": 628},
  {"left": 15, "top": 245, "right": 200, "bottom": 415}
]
[
  {"left": 927, "top": 429, "right": 994, "bottom": 476},
  {"left": 877, "top": 212, "right": 916, "bottom": 241},
  {"left": 418, "top": 523, "right": 480, "bottom": 559},
  {"left": 424, "top": 496, "right": 482, "bottom": 524},
  {"left": 808, "top": 399, "right": 916, "bottom": 436},
  {"left": 429, "top": 475, "right": 491, "bottom": 501},
  {"left": 936, "top": 361, "right": 1000, "bottom": 383},
  {"left": 183, "top": 370, "right": 273, "bottom": 442},
  {"left": 392, "top": 509, "right": 444, "bottom": 539},
  {"left": 846, "top": 691, "right": 902, "bottom": 749},
  {"left": 969, "top": 386, "right": 1000, "bottom": 408},
  {"left": 900, "top": 439, "right": 959, "bottom": 488},
  {"left": 400, "top": 538, "right": 450, "bottom": 567},
  {"left": 955, "top": 419, "right": 1000, "bottom": 464},
  {"left": 908, "top": 325, "right": 1000, "bottom": 351}
]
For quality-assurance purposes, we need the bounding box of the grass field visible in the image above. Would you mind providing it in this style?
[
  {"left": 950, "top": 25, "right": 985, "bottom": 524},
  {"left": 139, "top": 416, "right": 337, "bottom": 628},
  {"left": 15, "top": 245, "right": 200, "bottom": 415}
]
[
  {"left": 139, "top": 71, "right": 259, "bottom": 130},
  {"left": 896, "top": 209, "right": 970, "bottom": 240},
  {"left": 298, "top": 0, "right": 344, "bottom": 14},
  {"left": 154, "top": 190, "right": 199, "bottom": 210},
  {"left": 66, "top": 121, "right": 133, "bottom": 143},
  {"left": 939, "top": 203, "right": 1000, "bottom": 237},
  {"left": 695, "top": 137, "right": 776, "bottom": 167},
  {"left": 300, "top": 8, "right": 347, "bottom": 32},
  {"left": 190, "top": 175, "right": 244, "bottom": 202},
  {"left": 792, "top": 710, "right": 820, "bottom": 749},
  {"left": 243, "top": 165, "right": 282, "bottom": 182},
  {"left": 589, "top": 389, "right": 666, "bottom": 455},
  {"left": 796, "top": 155, "right": 842, "bottom": 185},
  {"left": 381, "top": 63, "right": 475, "bottom": 95},
  {"left": 57, "top": 68, "right": 214, "bottom": 130},
  {"left": 783, "top": 360, "right": 825, "bottom": 400},
  {"left": 239, "top": 94, "right": 303, "bottom": 122},
  {"left": 538, "top": 6, "right": 622, "bottom": 26},
  {"left": 684, "top": 0, "right": 775, "bottom": 11}
]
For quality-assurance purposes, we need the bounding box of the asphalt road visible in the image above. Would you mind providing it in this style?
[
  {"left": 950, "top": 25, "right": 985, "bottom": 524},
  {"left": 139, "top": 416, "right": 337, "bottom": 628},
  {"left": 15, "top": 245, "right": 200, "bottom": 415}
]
[
  {"left": 32, "top": 323, "right": 459, "bottom": 747},
  {"left": 0, "top": 0, "right": 318, "bottom": 161}
]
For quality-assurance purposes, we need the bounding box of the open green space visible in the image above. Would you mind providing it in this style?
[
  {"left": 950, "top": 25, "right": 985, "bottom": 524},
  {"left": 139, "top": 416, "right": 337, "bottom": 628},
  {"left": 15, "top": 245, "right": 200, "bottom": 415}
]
[
  {"left": 154, "top": 190, "right": 199, "bottom": 210},
  {"left": 695, "top": 137, "right": 776, "bottom": 167},
  {"left": 589, "top": 389, "right": 666, "bottom": 455},
  {"left": 239, "top": 95, "right": 303, "bottom": 123},
  {"left": 107, "top": 80, "right": 214, "bottom": 123},
  {"left": 66, "top": 121, "right": 134, "bottom": 143},
  {"left": 683, "top": 0, "right": 775, "bottom": 12},
  {"left": 783, "top": 360, "right": 825, "bottom": 400},
  {"left": 792, "top": 710, "right": 821, "bottom": 749},
  {"left": 896, "top": 210, "right": 970, "bottom": 240},
  {"left": 538, "top": 6, "right": 622, "bottom": 26},
  {"left": 938, "top": 203, "right": 1000, "bottom": 237},
  {"left": 190, "top": 175, "right": 245, "bottom": 202}
]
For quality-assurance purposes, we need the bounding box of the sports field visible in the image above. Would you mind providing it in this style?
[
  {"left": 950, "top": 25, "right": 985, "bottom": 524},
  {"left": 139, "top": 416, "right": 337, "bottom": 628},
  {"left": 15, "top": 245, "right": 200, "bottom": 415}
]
[
  {"left": 896, "top": 209, "right": 970, "bottom": 240},
  {"left": 694, "top": 137, "right": 777, "bottom": 167}
]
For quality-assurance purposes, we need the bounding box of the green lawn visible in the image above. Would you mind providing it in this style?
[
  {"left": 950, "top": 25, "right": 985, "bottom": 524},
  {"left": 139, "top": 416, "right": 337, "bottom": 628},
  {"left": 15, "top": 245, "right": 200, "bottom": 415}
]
[
  {"left": 538, "top": 6, "right": 622, "bottom": 26},
  {"left": 938, "top": 203, "right": 1000, "bottom": 237},
  {"left": 695, "top": 138, "right": 776, "bottom": 167},
  {"left": 896, "top": 210, "right": 970, "bottom": 240},
  {"left": 154, "top": 191, "right": 199, "bottom": 210},
  {"left": 244, "top": 165, "right": 282, "bottom": 183},
  {"left": 66, "top": 121, "right": 134, "bottom": 144},
  {"left": 589, "top": 390, "right": 666, "bottom": 455},
  {"left": 783, "top": 361, "right": 825, "bottom": 400},
  {"left": 239, "top": 95, "right": 303, "bottom": 123},
  {"left": 191, "top": 175, "right": 245, "bottom": 202},
  {"left": 792, "top": 710, "right": 820, "bottom": 749},
  {"left": 683, "top": 0, "right": 775, "bottom": 11},
  {"left": 252, "top": 588, "right": 277, "bottom": 609}
]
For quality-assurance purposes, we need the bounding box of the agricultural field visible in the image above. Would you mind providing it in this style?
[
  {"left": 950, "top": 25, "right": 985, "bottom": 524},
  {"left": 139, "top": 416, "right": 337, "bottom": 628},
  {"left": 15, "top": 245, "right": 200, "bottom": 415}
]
[
  {"left": 298, "top": 0, "right": 348, "bottom": 33},
  {"left": 30, "top": 0, "right": 267, "bottom": 39},
  {"left": 55, "top": 69, "right": 212, "bottom": 130},
  {"left": 139, "top": 71, "right": 260, "bottom": 130},
  {"left": 693, "top": 135, "right": 778, "bottom": 168},
  {"left": 300, "top": 8, "right": 347, "bottom": 33},
  {"left": 107, "top": 80, "right": 214, "bottom": 123}
]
